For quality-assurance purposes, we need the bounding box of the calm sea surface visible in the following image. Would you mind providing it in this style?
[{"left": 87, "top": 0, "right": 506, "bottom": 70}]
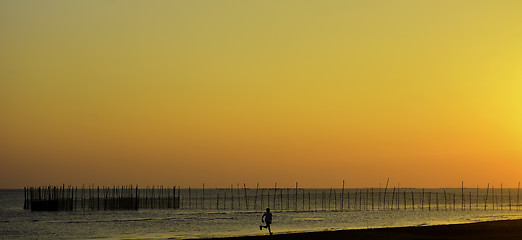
[{"left": 2, "top": 188, "right": 522, "bottom": 239}]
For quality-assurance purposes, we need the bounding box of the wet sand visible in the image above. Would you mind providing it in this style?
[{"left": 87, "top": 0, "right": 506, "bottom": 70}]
[{"left": 204, "top": 219, "right": 522, "bottom": 240}]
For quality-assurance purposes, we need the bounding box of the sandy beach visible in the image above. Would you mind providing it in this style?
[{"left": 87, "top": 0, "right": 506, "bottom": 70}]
[{"left": 205, "top": 219, "right": 522, "bottom": 240}]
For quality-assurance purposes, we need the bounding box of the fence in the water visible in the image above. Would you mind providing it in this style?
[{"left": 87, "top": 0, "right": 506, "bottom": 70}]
[{"left": 24, "top": 181, "right": 522, "bottom": 212}]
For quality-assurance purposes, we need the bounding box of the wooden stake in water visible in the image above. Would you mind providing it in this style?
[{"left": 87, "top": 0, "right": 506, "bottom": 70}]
[
  {"left": 328, "top": 187, "right": 332, "bottom": 210},
  {"left": 372, "top": 188, "right": 374, "bottom": 211},
  {"left": 359, "top": 188, "right": 362, "bottom": 211},
  {"left": 295, "top": 182, "right": 298, "bottom": 211},
  {"left": 509, "top": 188, "right": 512, "bottom": 210},
  {"left": 444, "top": 189, "right": 447, "bottom": 210},
  {"left": 435, "top": 192, "right": 439, "bottom": 211},
  {"left": 244, "top": 184, "right": 249, "bottom": 210},
  {"left": 308, "top": 192, "right": 312, "bottom": 211},
  {"left": 345, "top": 190, "right": 350, "bottom": 210},
  {"left": 280, "top": 186, "right": 283, "bottom": 210},
  {"left": 321, "top": 189, "right": 325, "bottom": 210},
  {"left": 500, "top": 183, "right": 504, "bottom": 210},
  {"left": 411, "top": 190, "right": 415, "bottom": 210},
  {"left": 428, "top": 192, "right": 431, "bottom": 211},
  {"left": 287, "top": 188, "right": 290, "bottom": 210},
  {"left": 230, "top": 185, "right": 234, "bottom": 210},
  {"left": 517, "top": 182, "right": 520, "bottom": 210},
  {"left": 383, "top": 178, "right": 389, "bottom": 210},
  {"left": 462, "top": 181, "right": 465, "bottom": 210},
  {"left": 485, "top": 183, "right": 489, "bottom": 210},
  {"left": 254, "top": 183, "right": 259, "bottom": 210},
  {"left": 391, "top": 187, "right": 395, "bottom": 210},
  {"left": 492, "top": 185, "right": 495, "bottom": 210},
  {"left": 341, "top": 180, "right": 344, "bottom": 211},
  {"left": 303, "top": 188, "right": 305, "bottom": 211},
  {"left": 403, "top": 190, "right": 406, "bottom": 210},
  {"left": 217, "top": 193, "right": 220, "bottom": 210},
  {"left": 273, "top": 183, "right": 277, "bottom": 210},
  {"left": 267, "top": 187, "right": 270, "bottom": 209},
  {"left": 421, "top": 188, "right": 425, "bottom": 210},
  {"left": 476, "top": 186, "right": 479, "bottom": 210},
  {"left": 315, "top": 190, "right": 318, "bottom": 211},
  {"left": 365, "top": 188, "right": 368, "bottom": 211},
  {"left": 237, "top": 184, "right": 241, "bottom": 210},
  {"left": 453, "top": 193, "right": 457, "bottom": 211},
  {"left": 378, "top": 185, "right": 381, "bottom": 210}
]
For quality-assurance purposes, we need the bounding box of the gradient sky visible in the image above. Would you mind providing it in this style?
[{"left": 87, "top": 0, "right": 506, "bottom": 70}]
[{"left": 1, "top": 1, "right": 522, "bottom": 189}]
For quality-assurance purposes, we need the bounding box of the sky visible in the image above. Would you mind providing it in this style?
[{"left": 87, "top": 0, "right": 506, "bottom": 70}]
[{"left": 1, "top": 1, "right": 522, "bottom": 189}]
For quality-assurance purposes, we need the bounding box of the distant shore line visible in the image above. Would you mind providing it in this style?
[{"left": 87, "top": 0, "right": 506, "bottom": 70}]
[{"left": 203, "top": 219, "right": 522, "bottom": 240}]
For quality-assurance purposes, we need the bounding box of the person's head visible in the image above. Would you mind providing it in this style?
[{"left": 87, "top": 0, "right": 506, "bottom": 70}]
[{"left": 266, "top": 208, "right": 270, "bottom": 212}]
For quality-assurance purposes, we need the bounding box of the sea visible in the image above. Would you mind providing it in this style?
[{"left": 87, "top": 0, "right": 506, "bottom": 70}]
[{"left": 2, "top": 188, "right": 522, "bottom": 239}]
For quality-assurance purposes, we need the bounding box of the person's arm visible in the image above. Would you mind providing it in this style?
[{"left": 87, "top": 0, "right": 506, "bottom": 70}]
[{"left": 261, "top": 213, "right": 266, "bottom": 222}]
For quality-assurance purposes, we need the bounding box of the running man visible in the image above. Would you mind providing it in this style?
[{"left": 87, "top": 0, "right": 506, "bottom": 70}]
[{"left": 259, "top": 208, "right": 273, "bottom": 235}]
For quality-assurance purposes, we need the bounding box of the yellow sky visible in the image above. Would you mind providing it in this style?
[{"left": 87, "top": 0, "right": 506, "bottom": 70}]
[{"left": 1, "top": 1, "right": 522, "bottom": 188}]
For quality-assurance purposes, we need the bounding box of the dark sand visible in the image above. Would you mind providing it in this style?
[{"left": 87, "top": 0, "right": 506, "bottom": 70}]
[{"left": 205, "top": 219, "right": 522, "bottom": 240}]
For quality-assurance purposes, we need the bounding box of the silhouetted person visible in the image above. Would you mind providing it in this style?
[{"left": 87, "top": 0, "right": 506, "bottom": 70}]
[{"left": 259, "top": 208, "right": 273, "bottom": 235}]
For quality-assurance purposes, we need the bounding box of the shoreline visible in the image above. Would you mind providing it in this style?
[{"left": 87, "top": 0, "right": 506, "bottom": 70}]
[{"left": 203, "top": 219, "right": 522, "bottom": 240}]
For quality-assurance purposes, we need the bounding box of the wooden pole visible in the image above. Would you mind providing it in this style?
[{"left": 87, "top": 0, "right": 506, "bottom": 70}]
[
  {"left": 321, "top": 189, "right": 324, "bottom": 210},
  {"left": 421, "top": 188, "right": 424, "bottom": 210},
  {"left": 469, "top": 191, "right": 471, "bottom": 210},
  {"left": 403, "top": 190, "right": 406, "bottom": 210},
  {"left": 254, "top": 183, "right": 259, "bottom": 210},
  {"left": 230, "top": 185, "right": 234, "bottom": 210},
  {"left": 509, "top": 188, "right": 512, "bottom": 210},
  {"left": 435, "top": 192, "right": 439, "bottom": 211},
  {"left": 391, "top": 187, "right": 395, "bottom": 210},
  {"left": 280, "top": 186, "right": 283, "bottom": 210},
  {"left": 378, "top": 185, "right": 381, "bottom": 210},
  {"left": 492, "top": 185, "right": 495, "bottom": 210},
  {"left": 364, "top": 188, "right": 369, "bottom": 210},
  {"left": 453, "top": 193, "right": 457, "bottom": 210},
  {"left": 295, "top": 182, "right": 298, "bottom": 211},
  {"left": 97, "top": 186, "right": 100, "bottom": 211},
  {"left": 329, "top": 188, "right": 332, "bottom": 210},
  {"left": 273, "top": 183, "right": 277, "bottom": 210},
  {"left": 359, "top": 188, "right": 362, "bottom": 211},
  {"left": 411, "top": 190, "right": 415, "bottom": 210},
  {"left": 245, "top": 183, "right": 249, "bottom": 210},
  {"left": 372, "top": 188, "right": 375, "bottom": 210},
  {"left": 354, "top": 189, "right": 357, "bottom": 210},
  {"left": 428, "top": 192, "right": 431, "bottom": 211},
  {"left": 396, "top": 188, "right": 399, "bottom": 210},
  {"left": 23, "top": 187, "right": 27, "bottom": 210},
  {"left": 501, "top": 183, "right": 503, "bottom": 210},
  {"left": 303, "top": 188, "right": 305, "bottom": 211},
  {"left": 308, "top": 191, "right": 312, "bottom": 211},
  {"left": 267, "top": 187, "right": 270, "bottom": 208},
  {"left": 383, "top": 178, "right": 389, "bottom": 210},
  {"left": 287, "top": 188, "right": 290, "bottom": 210},
  {"left": 517, "top": 182, "right": 520, "bottom": 210},
  {"left": 476, "top": 186, "right": 479, "bottom": 210},
  {"left": 341, "top": 180, "right": 344, "bottom": 211},
  {"left": 462, "top": 181, "right": 465, "bottom": 210},
  {"left": 315, "top": 190, "right": 317, "bottom": 211}
]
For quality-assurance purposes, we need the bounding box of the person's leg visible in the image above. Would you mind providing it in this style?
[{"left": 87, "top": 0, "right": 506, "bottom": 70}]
[{"left": 267, "top": 224, "right": 272, "bottom": 234}]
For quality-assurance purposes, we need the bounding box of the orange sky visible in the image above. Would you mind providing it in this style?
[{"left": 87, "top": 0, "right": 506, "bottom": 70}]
[{"left": 1, "top": 1, "right": 522, "bottom": 189}]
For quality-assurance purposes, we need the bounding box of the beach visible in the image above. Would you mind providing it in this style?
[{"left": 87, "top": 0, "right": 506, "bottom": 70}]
[{"left": 208, "top": 219, "right": 522, "bottom": 240}]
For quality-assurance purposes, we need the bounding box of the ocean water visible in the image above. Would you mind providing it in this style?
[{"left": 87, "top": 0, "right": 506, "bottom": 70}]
[{"left": 2, "top": 188, "right": 522, "bottom": 239}]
